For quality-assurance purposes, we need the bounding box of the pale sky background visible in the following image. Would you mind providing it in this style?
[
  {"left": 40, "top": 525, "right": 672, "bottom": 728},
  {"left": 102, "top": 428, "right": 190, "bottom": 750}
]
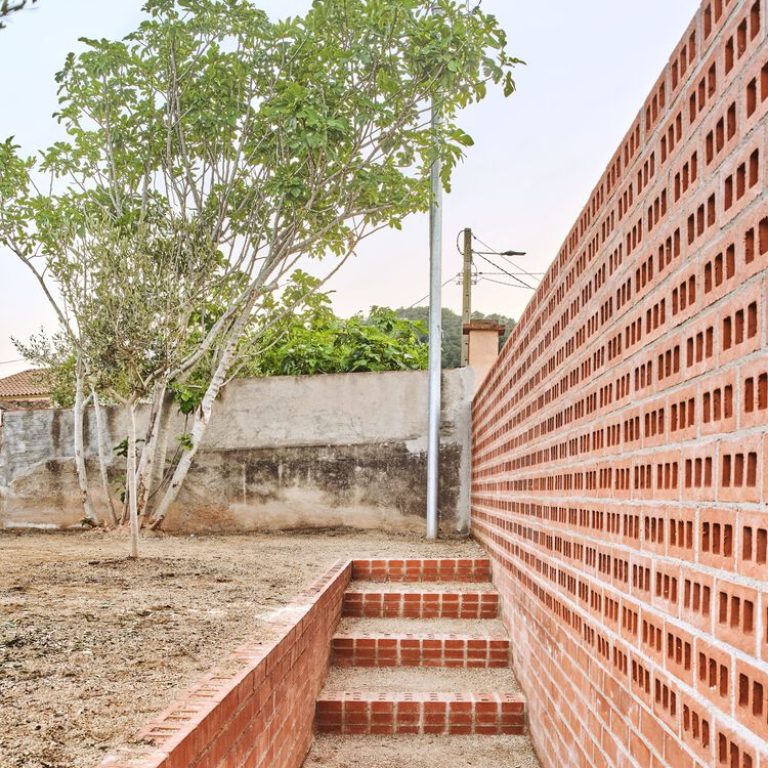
[{"left": 0, "top": 0, "right": 700, "bottom": 375}]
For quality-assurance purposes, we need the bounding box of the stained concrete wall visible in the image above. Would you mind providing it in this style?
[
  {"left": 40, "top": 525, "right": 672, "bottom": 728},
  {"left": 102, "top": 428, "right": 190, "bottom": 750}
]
[{"left": 0, "top": 369, "right": 473, "bottom": 534}]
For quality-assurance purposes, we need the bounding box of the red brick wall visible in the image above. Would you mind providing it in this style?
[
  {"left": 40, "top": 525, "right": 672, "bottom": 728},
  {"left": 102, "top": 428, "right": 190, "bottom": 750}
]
[
  {"left": 98, "top": 560, "right": 350, "bottom": 768},
  {"left": 471, "top": 2, "right": 768, "bottom": 766}
]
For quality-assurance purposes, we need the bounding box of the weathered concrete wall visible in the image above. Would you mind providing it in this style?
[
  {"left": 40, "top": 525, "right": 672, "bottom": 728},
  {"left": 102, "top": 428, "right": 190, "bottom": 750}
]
[{"left": 0, "top": 369, "right": 472, "bottom": 534}]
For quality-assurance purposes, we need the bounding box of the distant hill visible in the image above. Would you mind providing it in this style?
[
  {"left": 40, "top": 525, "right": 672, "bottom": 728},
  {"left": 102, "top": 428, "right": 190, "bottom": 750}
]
[{"left": 393, "top": 307, "right": 516, "bottom": 369}]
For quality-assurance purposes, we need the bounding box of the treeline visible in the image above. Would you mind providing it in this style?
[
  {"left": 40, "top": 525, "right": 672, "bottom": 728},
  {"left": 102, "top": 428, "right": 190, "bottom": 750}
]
[{"left": 394, "top": 307, "right": 516, "bottom": 369}]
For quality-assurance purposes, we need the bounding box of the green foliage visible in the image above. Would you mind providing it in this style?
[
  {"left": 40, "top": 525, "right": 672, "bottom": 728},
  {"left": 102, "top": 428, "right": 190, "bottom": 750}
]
[
  {"left": 0, "top": 0, "right": 36, "bottom": 29},
  {"left": 395, "top": 306, "right": 516, "bottom": 369},
  {"left": 242, "top": 273, "right": 428, "bottom": 377},
  {"left": 177, "top": 433, "right": 194, "bottom": 451},
  {"left": 0, "top": 0, "right": 519, "bottom": 407},
  {"left": 0, "top": 0, "right": 520, "bottom": 525},
  {"left": 32, "top": 0, "right": 520, "bottom": 255},
  {"left": 47, "top": 354, "right": 76, "bottom": 408},
  {"left": 11, "top": 330, "right": 76, "bottom": 407}
]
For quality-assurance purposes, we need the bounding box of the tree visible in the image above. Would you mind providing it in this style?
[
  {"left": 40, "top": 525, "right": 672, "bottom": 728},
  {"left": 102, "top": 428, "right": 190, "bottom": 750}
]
[
  {"left": 244, "top": 273, "right": 428, "bottom": 376},
  {"left": 0, "top": 0, "right": 36, "bottom": 28},
  {"left": 1, "top": 0, "right": 520, "bottom": 545},
  {"left": 395, "top": 306, "right": 515, "bottom": 368}
]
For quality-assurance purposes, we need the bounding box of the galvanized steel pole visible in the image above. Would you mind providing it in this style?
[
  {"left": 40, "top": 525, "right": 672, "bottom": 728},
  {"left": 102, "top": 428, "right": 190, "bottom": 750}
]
[
  {"left": 425, "top": 5, "right": 442, "bottom": 540},
  {"left": 461, "top": 227, "right": 473, "bottom": 367}
]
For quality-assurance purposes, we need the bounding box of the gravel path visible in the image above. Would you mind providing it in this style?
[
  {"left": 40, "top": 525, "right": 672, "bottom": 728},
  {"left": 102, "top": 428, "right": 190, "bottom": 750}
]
[
  {"left": 322, "top": 664, "right": 523, "bottom": 694},
  {"left": 336, "top": 617, "right": 508, "bottom": 635},
  {"left": 0, "top": 529, "right": 485, "bottom": 768}
]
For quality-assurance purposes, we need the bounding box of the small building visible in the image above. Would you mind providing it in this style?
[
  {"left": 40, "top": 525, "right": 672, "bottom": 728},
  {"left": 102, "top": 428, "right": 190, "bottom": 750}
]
[{"left": 0, "top": 369, "right": 53, "bottom": 418}]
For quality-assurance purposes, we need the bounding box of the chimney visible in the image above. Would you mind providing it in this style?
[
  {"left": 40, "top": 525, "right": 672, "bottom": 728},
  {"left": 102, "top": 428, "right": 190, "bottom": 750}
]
[{"left": 463, "top": 320, "right": 505, "bottom": 393}]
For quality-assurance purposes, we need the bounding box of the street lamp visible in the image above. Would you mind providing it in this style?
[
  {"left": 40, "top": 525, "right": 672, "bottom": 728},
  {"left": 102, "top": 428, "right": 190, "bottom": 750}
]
[{"left": 473, "top": 250, "right": 527, "bottom": 257}]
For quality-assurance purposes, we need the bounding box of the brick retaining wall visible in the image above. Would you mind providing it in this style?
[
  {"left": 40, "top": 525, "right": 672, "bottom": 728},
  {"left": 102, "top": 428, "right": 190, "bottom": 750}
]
[
  {"left": 98, "top": 560, "right": 351, "bottom": 768},
  {"left": 471, "top": 2, "right": 768, "bottom": 766}
]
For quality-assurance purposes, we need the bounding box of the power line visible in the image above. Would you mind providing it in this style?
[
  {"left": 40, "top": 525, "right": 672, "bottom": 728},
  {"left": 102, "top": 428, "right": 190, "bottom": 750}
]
[
  {"left": 406, "top": 272, "right": 461, "bottom": 309},
  {"left": 477, "top": 271, "right": 546, "bottom": 277},
  {"left": 0, "top": 358, "right": 25, "bottom": 366},
  {"left": 479, "top": 276, "right": 533, "bottom": 289},
  {"left": 474, "top": 252, "right": 536, "bottom": 290},
  {"left": 472, "top": 233, "right": 542, "bottom": 286}
]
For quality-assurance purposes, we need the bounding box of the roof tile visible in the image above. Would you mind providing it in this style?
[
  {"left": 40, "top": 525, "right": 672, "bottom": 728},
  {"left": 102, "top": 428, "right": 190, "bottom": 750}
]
[{"left": 0, "top": 369, "right": 51, "bottom": 399}]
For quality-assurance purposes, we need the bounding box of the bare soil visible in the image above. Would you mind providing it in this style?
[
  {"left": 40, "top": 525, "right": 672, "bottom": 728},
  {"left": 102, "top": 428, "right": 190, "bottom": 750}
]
[{"left": 0, "top": 529, "right": 484, "bottom": 768}]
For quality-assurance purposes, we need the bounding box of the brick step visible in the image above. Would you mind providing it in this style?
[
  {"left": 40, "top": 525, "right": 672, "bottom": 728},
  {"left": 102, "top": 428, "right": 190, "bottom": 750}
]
[
  {"left": 342, "top": 588, "right": 498, "bottom": 619},
  {"left": 303, "top": 734, "right": 540, "bottom": 767},
  {"left": 315, "top": 691, "right": 526, "bottom": 736},
  {"left": 332, "top": 632, "right": 510, "bottom": 668},
  {"left": 337, "top": 617, "right": 507, "bottom": 634},
  {"left": 349, "top": 580, "right": 497, "bottom": 593},
  {"left": 351, "top": 558, "right": 491, "bottom": 583}
]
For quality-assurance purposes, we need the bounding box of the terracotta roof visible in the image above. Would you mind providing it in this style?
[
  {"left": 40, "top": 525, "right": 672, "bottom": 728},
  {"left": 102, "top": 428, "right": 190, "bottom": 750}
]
[{"left": 0, "top": 369, "right": 51, "bottom": 399}]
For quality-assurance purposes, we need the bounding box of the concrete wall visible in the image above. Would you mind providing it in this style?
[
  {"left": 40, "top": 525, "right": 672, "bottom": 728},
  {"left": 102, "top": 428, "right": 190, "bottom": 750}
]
[
  {"left": 0, "top": 369, "right": 473, "bottom": 534},
  {"left": 471, "top": 2, "right": 768, "bottom": 767}
]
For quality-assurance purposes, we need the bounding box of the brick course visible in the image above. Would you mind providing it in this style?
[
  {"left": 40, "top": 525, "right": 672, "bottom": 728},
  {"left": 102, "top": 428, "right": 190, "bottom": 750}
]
[
  {"left": 331, "top": 633, "right": 510, "bottom": 668},
  {"left": 341, "top": 590, "right": 499, "bottom": 620},
  {"left": 471, "top": 2, "right": 768, "bottom": 767},
  {"left": 350, "top": 558, "right": 491, "bottom": 582},
  {"left": 315, "top": 692, "right": 526, "bottom": 736}
]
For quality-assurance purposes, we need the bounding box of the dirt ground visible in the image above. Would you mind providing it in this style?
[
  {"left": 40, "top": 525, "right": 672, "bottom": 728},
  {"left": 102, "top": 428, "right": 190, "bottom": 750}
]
[
  {"left": 305, "top": 735, "right": 541, "bottom": 767},
  {"left": 0, "top": 529, "right": 484, "bottom": 768}
]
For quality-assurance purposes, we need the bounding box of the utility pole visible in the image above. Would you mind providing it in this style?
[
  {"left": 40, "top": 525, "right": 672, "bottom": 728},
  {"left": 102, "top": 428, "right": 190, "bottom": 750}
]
[
  {"left": 425, "top": 3, "right": 442, "bottom": 541},
  {"left": 461, "top": 227, "right": 472, "bottom": 367}
]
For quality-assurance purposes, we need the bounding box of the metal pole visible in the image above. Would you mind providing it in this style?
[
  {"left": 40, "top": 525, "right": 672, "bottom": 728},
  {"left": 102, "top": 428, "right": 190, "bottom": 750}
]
[
  {"left": 425, "top": 6, "right": 442, "bottom": 541},
  {"left": 461, "top": 227, "right": 472, "bottom": 367}
]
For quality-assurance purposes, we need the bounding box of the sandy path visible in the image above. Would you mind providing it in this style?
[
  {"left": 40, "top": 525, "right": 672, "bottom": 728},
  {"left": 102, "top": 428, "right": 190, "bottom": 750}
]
[{"left": 304, "top": 734, "right": 541, "bottom": 767}]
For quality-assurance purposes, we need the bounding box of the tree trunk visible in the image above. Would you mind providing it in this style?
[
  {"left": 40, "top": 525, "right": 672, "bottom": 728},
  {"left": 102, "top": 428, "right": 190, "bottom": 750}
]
[
  {"left": 146, "top": 390, "right": 173, "bottom": 513},
  {"left": 120, "top": 491, "right": 130, "bottom": 527},
  {"left": 73, "top": 368, "right": 98, "bottom": 526},
  {"left": 136, "top": 382, "right": 167, "bottom": 523},
  {"left": 127, "top": 402, "right": 140, "bottom": 558},
  {"left": 92, "top": 389, "right": 119, "bottom": 527},
  {"left": 150, "top": 298, "right": 256, "bottom": 529}
]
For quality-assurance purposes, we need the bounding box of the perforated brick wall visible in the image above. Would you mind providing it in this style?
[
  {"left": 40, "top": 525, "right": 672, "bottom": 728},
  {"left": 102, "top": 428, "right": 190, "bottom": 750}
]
[{"left": 471, "top": 2, "right": 768, "bottom": 767}]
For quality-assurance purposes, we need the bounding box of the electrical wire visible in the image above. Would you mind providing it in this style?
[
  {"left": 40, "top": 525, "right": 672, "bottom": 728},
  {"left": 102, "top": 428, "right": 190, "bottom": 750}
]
[
  {"left": 477, "top": 271, "right": 546, "bottom": 277},
  {"left": 406, "top": 272, "right": 462, "bottom": 309},
  {"left": 455, "top": 229, "right": 542, "bottom": 291},
  {"left": 479, "top": 276, "right": 533, "bottom": 289},
  {"left": 474, "top": 252, "right": 536, "bottom": 290},
  {"left": 472, "top": 233, "right": 542, "bottom": 285}
]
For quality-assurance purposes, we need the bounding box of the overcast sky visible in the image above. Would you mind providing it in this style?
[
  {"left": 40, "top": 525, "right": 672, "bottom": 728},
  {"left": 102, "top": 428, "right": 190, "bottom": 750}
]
[{"left": 0, "top": 0, "right": 700, "bottom": 375}]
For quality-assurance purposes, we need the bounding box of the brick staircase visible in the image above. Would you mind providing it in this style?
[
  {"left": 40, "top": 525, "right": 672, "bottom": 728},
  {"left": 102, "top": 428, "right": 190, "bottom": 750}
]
[{"left": 313, "top": 558, "right": 527, "bottom": 738}]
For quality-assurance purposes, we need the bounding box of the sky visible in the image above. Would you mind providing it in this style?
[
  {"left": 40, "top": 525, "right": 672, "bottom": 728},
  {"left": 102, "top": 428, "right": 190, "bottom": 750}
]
[{"left": 0, "top": 0, "right": 701, "bottom": 376}]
